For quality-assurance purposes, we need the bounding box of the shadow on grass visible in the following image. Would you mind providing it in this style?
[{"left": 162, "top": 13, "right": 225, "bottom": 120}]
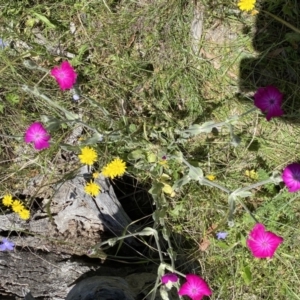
[{"left": 239, "top": 0, "right": 300, "bottom": 120}]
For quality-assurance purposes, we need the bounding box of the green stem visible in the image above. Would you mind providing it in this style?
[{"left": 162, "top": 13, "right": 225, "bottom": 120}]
[
  {"left": 262, "top": 10, "right": 300, "bottom": 35},
  {"left": 22, "top": 85, "right": 77, "bottom": 120},
  {"left": 238, "top": 178, "right": 275, "bottom": 192},
  {"left": 201, "top": 177, "right": 231, "bottom": 194}
]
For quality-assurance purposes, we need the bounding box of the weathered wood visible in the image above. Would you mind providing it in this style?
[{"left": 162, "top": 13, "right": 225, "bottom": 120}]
[
  {"left": 0, "top": 248, "right": 159, "bottom": 300},
  {"left": 0, "top": 166, "right": 140, "bottom": 298},
  {"left": 0, "top": 250, "right": 90, "bottom": 299},
  {"left": 0, "top": 166, "right": 136, "bottom": 257}
]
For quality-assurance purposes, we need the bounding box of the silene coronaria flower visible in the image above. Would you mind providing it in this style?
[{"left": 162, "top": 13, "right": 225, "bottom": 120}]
[
  {"left": 254, "top": 85, "right": 284, "bottom": 121},
  {"left": 178, "top": 274, "right": 212, "bottom": 300},
  {"left": 246, "top": 223, "right": 283, "bottom": 258},
  {"left": 161, "top": 273, "right": 179, "bottom": 290},
  {"left": 50, "top": 61, "right": 77, "bottom": 90},
  {"left": 25, "top": 122, "right": 51, "bottom": 150},
  {"left": 161, "top": 273, "right": 179, "bottom": 284},
  {"left": 282, "top": 163, "right": 300, "bottom": 193}
]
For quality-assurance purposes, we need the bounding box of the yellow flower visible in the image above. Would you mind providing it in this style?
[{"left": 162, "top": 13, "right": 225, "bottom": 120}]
[
  {"left": 237, "top": 0, "right": 256, "bottom": 11},
  {"left": 251, "top": 9, "right": 259, "bottom": 15},
  {"left": 78, "top": 147, "right": 98, "bottom": 166},
  {"left": 84, "top": 181, "right": 101, "bottom": 197},
  {"left": 92, "top": 172, "right": 100, "bottom": 179},
  {"left": 102, "top": 158, "right": 126, "bottom": 179},
  {"left": 158, "top": 160, "right": 168, "bottom": 166},
  {"left": 18, "top": 209, "right": 30, "bottom": 220},
  {"left": 206, "top": 174, "right": 216, "bottom": 181},
  {"left": 245, "top": 170, "right": 258, "bottom": 180},
  {"left": 11, "top": 200, "right": 25, "bottom": 213},
  {"left": 2, "top": 194, "right": 13, "bottom": 207},
  {"left": 162, "top": 183, "right": 176, "bottom": 197}
]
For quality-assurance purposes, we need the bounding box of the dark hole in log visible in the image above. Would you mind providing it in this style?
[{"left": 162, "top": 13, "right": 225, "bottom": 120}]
[{"left": 112, "top": 175, "right": 154, "bottom": 227}]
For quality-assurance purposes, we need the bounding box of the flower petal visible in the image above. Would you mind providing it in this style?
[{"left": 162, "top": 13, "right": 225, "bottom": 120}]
[
  {"left": 266, "top": 105, "right": 283, "bottom": 121},
  {"left": 24, "top": 122, "right": 50, "bottom": 150},
  {"left": 50, "top": 61, "right": 77, "bottom": 90},
  {"left": 178, "top": 274, "right": 211, "bottom": 300},
  {"left": 247, "top": 223, "right": 283, "bottom": 258},
  {"left": 254, "top": 86, "right": 284, "bottom": 121},
  {"left": 282, "top": 163, "right": 300, "bottom": 192},
  {"left": 161, "top": 273, "right": 178, "bottom": 284}
]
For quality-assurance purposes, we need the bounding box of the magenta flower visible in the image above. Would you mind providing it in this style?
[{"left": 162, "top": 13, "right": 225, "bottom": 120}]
[
  {"left": 50, "top": 61, "right": 77, "bottom": 90},
  {"left": 254, "top": 85, "right": 283, "bottom": 121},
  {"left": 0, "top": 238, "right": 14, "bottom": 251},
  {"left": 247, "top": 223, "right": 283, "bottom": 258},
  {"left": 24, "top": 122, "right": 51, "bottom": 150},
  {"left": 178, "top": 274, "right": 212, "bottom": 300},
  {"left": 161, "top": 273, "right": 179, "bottom": 284},
  {"left": 282, "top": 163, "right": 300, "bottom": 193}
]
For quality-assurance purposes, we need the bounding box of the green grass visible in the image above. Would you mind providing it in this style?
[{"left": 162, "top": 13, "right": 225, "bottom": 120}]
[{"left": 1, "top": 0, "right": 300, "bottom": 299}]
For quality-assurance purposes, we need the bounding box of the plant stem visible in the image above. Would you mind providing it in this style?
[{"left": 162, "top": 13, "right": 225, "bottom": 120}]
[{"left": 262, "top": 10, "right": 300, "bottom": 34}]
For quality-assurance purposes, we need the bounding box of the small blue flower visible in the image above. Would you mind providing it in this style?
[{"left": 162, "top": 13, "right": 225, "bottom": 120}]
[
  {"left": 0, "top": 39, "right": 8, "bottom": 50},
  {"left": 0, "top": 238, "right": 14, "bottom": 251},
  {"left": 216, "top": 232, "right": 228, "bottom": 240}
]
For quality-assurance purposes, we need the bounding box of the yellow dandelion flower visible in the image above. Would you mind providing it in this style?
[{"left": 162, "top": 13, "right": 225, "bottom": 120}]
[
  {"left": 84, "top": 181, "right": 101, "bottom": 197},
  {"left": 11, "top": 200, "right": 25, "bottom": 213},
  {"left": 237, "top": 0, "right": 256, "bottom": 11},
  {"left": 2, "top": 194, "right": 13, "bottom": 207},
  {"left": 78, "top": 146, "right": 98, "bottom": 166},
  {"left": 102, "top": 158, "right": 126, "bottom": 179},
  {"left": 92, "top": 172, "right": 100, "bottom": 179},
  {"left": 18, "top": 209, "right": 30, "bottom": 220},
  {"left": 206, "top": 174, "right": 216, "bottom": 181}
]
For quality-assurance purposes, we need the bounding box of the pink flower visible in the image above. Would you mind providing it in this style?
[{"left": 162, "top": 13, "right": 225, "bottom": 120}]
[
  {"left": 254, "top": 85, "right": 283, "bottom": 121},
  {"left": 50, "top": 61, "right": 77, "bottom": 90},
  {"left": 25, "top": 122, "right": 51, "bottom": 150},
  {"left": 161, "top": 273, "right": 179, "bottom": 284},
  {"left": 282, "top": 163, "right": 300, "bottom": 193},
  {"left": 178, "top": 274, "right": 212, "bottom": 300},
  {"left": 247, "top": 223, "right": 283, "bottom": 258}
]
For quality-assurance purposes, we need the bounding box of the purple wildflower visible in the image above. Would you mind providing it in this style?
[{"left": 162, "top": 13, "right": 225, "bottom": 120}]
[
  {"left": 282, "top": 163, "right": 300, "bottom": 193},
  {"left": 24, "top": 122, "right": 51, "bottom": 150},
  {"left": 254, "top": 85, "right": 283, "bottom": 121},
  {"left": 178, "top": 274, "right": 212, "bottom": 300},
  {"left": 51, "top": 61, "right": 77, "bottom": 90},
  {"left": 247, "top": 223, "right": 283, "bottom": 258},
  {"left": 216, "top": 232, "right": 228, "bottom": 239},
  {"left": 0, "top": 238, "right": 14, "bottom": 251},
  {"left": 161, "top": 273, "right": 179, "bottom": 284}
]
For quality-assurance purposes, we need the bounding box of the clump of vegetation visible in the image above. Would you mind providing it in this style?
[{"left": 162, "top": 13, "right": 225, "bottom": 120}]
[{"left": 1, "top": 0, "right": 300, "bottom": 299}]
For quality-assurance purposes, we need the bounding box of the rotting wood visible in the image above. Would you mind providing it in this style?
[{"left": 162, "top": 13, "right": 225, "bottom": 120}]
[{"left": 0, "top": 165, "right": 141, "bottom": 298}]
